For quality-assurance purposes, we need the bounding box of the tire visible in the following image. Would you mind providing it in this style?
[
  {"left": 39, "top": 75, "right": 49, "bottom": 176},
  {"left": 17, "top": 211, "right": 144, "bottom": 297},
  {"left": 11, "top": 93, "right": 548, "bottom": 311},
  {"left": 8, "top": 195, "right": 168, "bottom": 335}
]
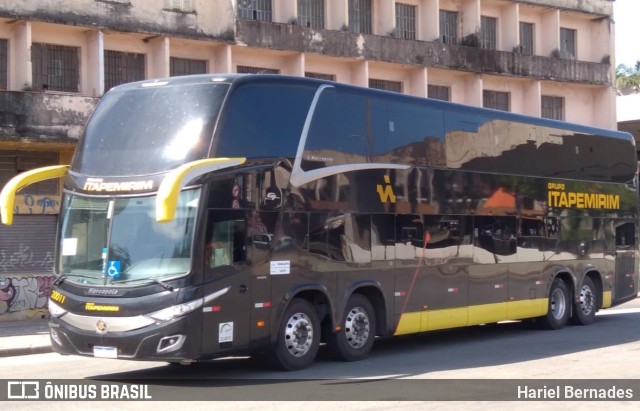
[
  {"left": 273, "top": 298, "right": 320, "bottom": 371},
  {"left": 570, "top": 276, "right": 599, "bottom": 325},
  {"left": 327, "top": 294, "right": 376, "bottom": 362},
  {"left": 538, "top": 278, "right": 570, "bottom": 330}
]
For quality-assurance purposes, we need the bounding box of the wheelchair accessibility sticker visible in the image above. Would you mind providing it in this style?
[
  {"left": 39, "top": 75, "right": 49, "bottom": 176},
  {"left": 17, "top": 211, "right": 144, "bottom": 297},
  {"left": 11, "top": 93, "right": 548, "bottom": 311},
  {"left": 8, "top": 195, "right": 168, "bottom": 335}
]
[{"left": 107, "top": 261, "right": 121, "bottom": 279}]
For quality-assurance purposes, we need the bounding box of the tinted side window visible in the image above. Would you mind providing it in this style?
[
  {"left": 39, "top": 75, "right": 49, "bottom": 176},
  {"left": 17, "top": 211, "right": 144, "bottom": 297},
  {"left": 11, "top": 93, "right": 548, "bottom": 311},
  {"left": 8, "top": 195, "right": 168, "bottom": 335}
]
[
  {"left": 303, "top": 89, "right": 369, "bottom": 171},
  {"left": 215, "top": 83, "right": 316, "bottom": 158}
]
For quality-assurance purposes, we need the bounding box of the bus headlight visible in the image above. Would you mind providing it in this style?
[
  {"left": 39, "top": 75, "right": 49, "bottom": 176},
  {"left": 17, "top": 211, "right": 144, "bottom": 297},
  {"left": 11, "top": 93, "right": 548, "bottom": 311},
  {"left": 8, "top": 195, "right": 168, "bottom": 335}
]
[
  {"left": 145, "top": 298, "right": 203, "bottom": 323},
  {"left": 48, "top": 300, "right": 67, "bottom": 318}
]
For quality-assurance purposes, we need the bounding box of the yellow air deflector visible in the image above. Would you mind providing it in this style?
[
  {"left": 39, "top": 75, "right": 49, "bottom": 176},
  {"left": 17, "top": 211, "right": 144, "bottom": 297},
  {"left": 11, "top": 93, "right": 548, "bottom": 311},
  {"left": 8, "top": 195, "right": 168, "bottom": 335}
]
[
  {"left": 156, "top": 157, "right": 246, "bottom": 223},
  {"left": 0, "top": 165, "right": 69, "bottom": 225}
]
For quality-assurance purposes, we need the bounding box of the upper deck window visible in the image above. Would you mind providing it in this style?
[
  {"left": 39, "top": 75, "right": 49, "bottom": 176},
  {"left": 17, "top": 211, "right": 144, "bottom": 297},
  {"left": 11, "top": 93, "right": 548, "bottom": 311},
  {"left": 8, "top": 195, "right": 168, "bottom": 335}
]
[{"left": 72, "top": 82, "right": 229, "bottom": 176}]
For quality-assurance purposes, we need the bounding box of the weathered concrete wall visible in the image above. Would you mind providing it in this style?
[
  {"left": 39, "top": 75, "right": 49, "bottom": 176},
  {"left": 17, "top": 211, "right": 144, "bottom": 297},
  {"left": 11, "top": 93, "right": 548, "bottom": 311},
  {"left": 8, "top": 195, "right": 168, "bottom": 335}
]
[
  {"left": 236, "top": 20, "right": 611, "bottom": 85},
  {"left": 0, "top": 0, "right": 236, "bottom": 41},
  {"left": 0, "top": 92, "right": 97, "bottom": 142},
  {"left": 517, "top": 0, "right": 612, "bottom": 16}
]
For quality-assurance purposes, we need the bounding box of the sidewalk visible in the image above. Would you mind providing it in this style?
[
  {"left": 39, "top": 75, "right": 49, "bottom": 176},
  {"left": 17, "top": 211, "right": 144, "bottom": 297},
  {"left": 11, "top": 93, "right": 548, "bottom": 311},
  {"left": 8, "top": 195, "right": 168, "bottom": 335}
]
[{"left": 0, "top": 318, "right": 52, "bottom": 357}]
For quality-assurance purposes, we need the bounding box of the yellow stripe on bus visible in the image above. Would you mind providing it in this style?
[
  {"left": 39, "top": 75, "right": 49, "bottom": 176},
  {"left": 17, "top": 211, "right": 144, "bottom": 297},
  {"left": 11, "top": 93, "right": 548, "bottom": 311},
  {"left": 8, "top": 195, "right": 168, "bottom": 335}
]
[
  {"left": 0, "top": 165, "right": 69, "bottom": 225},
  {"left": 394, "top": 299, "right": 548, "bottom": 336},
  {"left": 601, "top": 291, "right": 612, "bottom": 308}
]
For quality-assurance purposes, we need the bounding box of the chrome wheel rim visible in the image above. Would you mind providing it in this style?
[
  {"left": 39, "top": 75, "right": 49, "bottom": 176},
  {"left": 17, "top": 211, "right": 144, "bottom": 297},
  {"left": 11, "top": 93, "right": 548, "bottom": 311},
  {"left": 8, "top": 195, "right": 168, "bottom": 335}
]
[
  {"left": 344, "top": 307, "right": 370, "bottom": 349},
  {"left": 578, "top": 284, "right": 595, "bottom": 315},
  {"left": 550, "top": 287, "right": 567, "bottom": 320},
  {"left": 284, "top": 313, "right": 314, "bottom": 357}
]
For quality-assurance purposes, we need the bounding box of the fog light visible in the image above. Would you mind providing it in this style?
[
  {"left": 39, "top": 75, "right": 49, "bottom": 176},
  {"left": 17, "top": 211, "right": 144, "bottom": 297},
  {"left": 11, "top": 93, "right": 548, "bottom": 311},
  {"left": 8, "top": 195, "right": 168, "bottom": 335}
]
[{"left": 157, "top": 334, "right": 186, "bottom": 353}]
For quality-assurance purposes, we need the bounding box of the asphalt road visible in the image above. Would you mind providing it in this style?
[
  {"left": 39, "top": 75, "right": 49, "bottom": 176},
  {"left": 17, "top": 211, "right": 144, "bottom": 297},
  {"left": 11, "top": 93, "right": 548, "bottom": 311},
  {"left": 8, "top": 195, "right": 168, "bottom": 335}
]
[{"left": 2, "top": 297, "right": 639, "bottom": 410}]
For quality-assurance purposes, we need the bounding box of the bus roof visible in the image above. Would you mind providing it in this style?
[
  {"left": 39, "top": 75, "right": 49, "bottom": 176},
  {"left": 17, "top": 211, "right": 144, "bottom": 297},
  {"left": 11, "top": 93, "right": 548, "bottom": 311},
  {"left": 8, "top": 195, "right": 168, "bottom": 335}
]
[{"left": 112, "top": 73, "right": 634, "bottom": 144}]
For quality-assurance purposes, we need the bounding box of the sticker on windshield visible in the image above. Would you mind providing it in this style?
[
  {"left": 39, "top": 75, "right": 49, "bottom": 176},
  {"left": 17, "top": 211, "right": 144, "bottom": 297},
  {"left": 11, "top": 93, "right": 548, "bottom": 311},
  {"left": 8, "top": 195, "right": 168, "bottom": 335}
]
[
  {"left": 62, "top": 238, "right": 78, "bottom": 256},
  {"left": 107, "top": 261, "right": 121, "bottom": 279},
  {"left": 219, "top": 322, "right": 233, "bottom": 343}
]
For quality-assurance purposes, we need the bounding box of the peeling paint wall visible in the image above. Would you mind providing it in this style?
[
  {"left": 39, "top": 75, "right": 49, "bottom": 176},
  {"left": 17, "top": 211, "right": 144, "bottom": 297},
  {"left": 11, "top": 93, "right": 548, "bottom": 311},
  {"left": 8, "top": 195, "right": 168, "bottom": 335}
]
[
  {"left": 517, "top": 0, "right": 612, "bottom": 17},
  {"left": 0, "top": 0, "right": 236, "bottom": 40},
  {"left": 0, "top": 92, "right": 97, "bottom": 142}
]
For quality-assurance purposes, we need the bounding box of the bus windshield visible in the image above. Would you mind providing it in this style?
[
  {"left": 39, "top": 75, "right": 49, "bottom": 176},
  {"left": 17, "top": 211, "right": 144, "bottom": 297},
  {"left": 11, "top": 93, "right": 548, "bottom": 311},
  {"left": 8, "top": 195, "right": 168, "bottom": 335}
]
[
  {"left": 72, "top": 82, "right": 229, "bottom": 176},
  {"left": 58, "top": 189, "right": 199, "bottom": 286}
]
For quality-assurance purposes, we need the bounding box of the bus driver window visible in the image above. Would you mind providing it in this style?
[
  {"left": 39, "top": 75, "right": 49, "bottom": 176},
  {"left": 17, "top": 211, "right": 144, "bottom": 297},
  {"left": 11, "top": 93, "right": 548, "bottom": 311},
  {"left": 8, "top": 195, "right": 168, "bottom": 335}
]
[{"left": 205, "top": 221, "right": 232, "bottom": 268}]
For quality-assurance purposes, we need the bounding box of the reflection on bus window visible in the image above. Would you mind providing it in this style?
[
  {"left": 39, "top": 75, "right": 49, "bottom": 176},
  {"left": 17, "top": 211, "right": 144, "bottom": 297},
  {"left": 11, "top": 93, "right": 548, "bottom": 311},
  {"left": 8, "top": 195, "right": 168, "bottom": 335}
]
[{"left": 204, "top": 211, "right": 246, "bottom": 269}]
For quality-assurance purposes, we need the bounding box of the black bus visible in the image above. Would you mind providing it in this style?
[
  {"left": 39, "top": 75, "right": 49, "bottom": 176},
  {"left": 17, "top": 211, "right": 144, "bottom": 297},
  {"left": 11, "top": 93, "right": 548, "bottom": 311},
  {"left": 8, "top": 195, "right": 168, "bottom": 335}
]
[{"left": 2, "top": 74, "right": 637, "bottom": 370}]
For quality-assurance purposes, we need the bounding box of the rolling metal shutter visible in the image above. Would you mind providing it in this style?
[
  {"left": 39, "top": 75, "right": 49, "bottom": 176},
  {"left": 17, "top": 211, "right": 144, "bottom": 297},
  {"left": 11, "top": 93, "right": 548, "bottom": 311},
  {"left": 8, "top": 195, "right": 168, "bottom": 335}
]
[{"left": 0, "top": 214, "right": 57, "bottom": 275}]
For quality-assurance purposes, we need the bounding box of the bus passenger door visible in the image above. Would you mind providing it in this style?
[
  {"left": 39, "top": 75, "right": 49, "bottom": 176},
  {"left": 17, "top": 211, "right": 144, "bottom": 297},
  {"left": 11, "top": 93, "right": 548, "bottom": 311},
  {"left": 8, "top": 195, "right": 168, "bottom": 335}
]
[{"left": 200, "top": 211, "right": 252, "bottom": 355}]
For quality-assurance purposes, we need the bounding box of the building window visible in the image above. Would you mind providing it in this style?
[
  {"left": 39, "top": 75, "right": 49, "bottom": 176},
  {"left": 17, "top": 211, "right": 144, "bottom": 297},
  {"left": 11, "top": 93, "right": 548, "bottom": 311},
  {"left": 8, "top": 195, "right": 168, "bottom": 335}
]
[
  {"left": 238, "top": 0, "right": 272, "bottom": 22},
  {"left": 483, "top": 90, "right": 510, "bottom": 111},
  {"left": 480, "top": 16, "right": 497, "bottom": 50},
  {"left": 237, "top": 65, "right": 280, "bottom": 74},
  {"left": 305, "top": 72, "right": 335, "bottom": 81},
  {"left": 541, "top": 96, "right": 564, "bottom": 120},
  {"left": 31, "top": 43, "right": 80, "bottom": 92},
  {"left": 164, "top": 0, "right": 194, "bottom": 12},
  {"left": 560, "top": 27, "right": 576, "bottom": 60},
  {"left": 0, "top": 39, "right": 7, "bottom": 90},
  {"left": 104, "top": 50, "right": 145, "bottom": 91},
  {"left": 439, "top": 10, "right": 459, "bottom": 45},
  {"left": 170, "top": 57, "right": 207, "bottom": 76},
  {"left": 297, "top": 0, "right": 325, "bottom": 29},
  {"left": 369, "top": 79, "right": 402, "bottom": 93},
  {"left": 349, "top": 0, "right": 372, "bottom": 34},
  {"left": 519, "top": 22, "right": 534, "bottom": 55},
  {"left": 395, "top": 3, "right": 416, "bottom": 40},
  {"left": 428, "top": 85, "right": 451, "bottom": 101}
]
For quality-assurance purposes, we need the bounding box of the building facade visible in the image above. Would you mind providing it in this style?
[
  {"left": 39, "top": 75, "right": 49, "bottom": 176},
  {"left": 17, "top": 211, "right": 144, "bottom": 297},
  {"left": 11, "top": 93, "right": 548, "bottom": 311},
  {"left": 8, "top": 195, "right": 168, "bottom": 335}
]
[{"left": 0, "top": 0, "right": 618, "bottom": 320}]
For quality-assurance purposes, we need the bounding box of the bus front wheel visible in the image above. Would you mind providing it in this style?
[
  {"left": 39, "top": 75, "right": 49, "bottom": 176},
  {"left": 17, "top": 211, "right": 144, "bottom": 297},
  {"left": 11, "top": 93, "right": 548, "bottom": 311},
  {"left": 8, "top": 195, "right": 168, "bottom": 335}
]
[
  {"left": 570, "top": 276, "right": 599, "bottom": 325},
  {"left": 538, "top": 278, "right": 570, "bottom": 330},
  {"left": 273, "top": 298, "right": 320, "bottom": 371},
  {"left": 328, "top": 294, "right": 376, "bottom": 362}
]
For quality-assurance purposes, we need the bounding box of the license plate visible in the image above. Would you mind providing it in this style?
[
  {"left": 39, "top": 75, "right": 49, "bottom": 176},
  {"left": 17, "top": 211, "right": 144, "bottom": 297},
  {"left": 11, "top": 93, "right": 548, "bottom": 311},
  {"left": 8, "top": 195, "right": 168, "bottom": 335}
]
[{"left": 93, "top": 346, "right": 118, "bottom": 358}]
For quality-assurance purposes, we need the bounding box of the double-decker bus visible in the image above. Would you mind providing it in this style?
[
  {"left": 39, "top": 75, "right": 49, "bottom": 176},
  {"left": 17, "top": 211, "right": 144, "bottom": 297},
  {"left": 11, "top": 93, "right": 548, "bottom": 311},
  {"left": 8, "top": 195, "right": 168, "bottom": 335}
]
[{"left": 1, "top": 74, "right": 637, "bottom": 370}]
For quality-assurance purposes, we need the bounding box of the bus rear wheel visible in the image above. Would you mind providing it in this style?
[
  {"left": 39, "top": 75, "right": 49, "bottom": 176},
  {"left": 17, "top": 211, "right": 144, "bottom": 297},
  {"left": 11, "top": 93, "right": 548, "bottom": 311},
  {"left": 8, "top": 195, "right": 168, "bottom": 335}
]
[
  {"left": 538, "top": 278, "right": 570, "bottom": 330},
  {"left": 570, "top": 276, "right": 599, "bottom": 325},
  {"left": 273, "top": 298, "right": 320, "bottom": 371},
  {"left": 328, "top": 294, "right": 376, "bottom": 362}
]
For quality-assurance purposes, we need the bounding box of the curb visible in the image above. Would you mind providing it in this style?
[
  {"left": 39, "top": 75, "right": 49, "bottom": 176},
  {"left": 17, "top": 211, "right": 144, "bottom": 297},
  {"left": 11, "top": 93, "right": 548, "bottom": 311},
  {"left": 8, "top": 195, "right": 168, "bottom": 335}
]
[{"left": 0, "top": 345, "right": 53, "bottom": 358}]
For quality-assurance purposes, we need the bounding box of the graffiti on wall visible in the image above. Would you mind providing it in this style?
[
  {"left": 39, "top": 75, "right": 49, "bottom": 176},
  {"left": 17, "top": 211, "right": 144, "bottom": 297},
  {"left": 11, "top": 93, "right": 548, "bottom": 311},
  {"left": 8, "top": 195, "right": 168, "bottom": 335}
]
[
  {"left": 14, "top": 194, "right": 61, "bottom": 215},
  {"left": 0, "top": 244, "right": 54, "bottom": 274},
  {"left": 0, "top": 274, "right": 53, "bottom": 315}
]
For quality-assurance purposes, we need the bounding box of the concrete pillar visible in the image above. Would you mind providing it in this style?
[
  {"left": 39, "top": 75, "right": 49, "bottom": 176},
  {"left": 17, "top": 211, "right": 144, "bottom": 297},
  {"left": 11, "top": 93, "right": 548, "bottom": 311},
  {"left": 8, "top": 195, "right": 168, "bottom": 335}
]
[
  {"left": 283, "top": 53, "right": 304, "bottom": 76},
  {"left": 420, "top": 0, "right": 439, "bottom": 42},
  {"left": 275, "top": 0, "right": 296, "bottom": 24},
  {"left": 541, "top": 9, "right": 559, "bottom": 57},
  {"left": 502, "top": 2, "right": 518, "bottom": 52},
  {"left": 214, "top": 44, "right": 233, "bottom": 73},
  {"left": 148, "top": 36, "right": 170, "bottom": 79},
  {"left": 85, "top": 30, "right": 104, "bottom": 97},
  {"left": 464, "top": 74, "right": 482, "bottom": 107},
  {"left": 523, "top": 80, "right": 541, "bottom": 117},
  {"left": 409, "top": 67, "right": 428, "bottom": 97},
  {"left": 351, "top": 60, "right": 368, "bottom": 87},
  {"left": 594, "top": 86, "right": 616, "bottom": 129},
  {"left": 374, "top": 0, "right": 395, "bottom": 36},
  {"left": 327, "top": 0, "right": 348, "bottom": 31},
  {"left": 461, "top": 0, "right": 480, "bottom": 40},
  {"left": 11, "top": 21, "right": 31, "bottom": 90}
]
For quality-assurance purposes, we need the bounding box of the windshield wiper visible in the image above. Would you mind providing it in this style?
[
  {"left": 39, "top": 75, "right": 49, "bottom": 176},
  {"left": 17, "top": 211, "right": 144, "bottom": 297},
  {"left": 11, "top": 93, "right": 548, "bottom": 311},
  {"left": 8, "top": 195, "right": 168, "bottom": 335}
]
[
  {"left": 110, "top": 277, "right": 175, "bottom": 291},
  {"left": 57, "top": 273, "right": 104, "bottom": 284}
]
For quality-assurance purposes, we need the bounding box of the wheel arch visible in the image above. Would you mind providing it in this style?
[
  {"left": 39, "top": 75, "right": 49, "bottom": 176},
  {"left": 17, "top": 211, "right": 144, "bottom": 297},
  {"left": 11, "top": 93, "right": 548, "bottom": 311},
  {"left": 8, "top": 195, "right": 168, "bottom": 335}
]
[
  {"left": 582, "top": 268, "right": 604, "bottom": 310},
  {"left": 271, "top": 284, "right": 333, "bottom": 344},
  {"left": 346, "top": 283, "right": 387, "bottom": 338}
]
